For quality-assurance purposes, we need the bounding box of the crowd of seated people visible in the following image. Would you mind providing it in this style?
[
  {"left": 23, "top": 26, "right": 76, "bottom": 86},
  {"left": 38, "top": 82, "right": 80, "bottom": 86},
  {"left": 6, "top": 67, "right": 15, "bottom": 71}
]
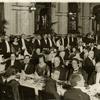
[{"left": 0, "top": 33, "right": 99, "bottom": 100}]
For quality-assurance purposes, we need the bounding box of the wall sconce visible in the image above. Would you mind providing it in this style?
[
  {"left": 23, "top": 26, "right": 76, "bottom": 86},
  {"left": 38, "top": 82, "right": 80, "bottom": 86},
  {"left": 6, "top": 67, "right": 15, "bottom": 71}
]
[
  {"left": 69, "top": 12, "right": 73, "bottom": 15},
  {"left": 29, "top": 6, "right": 36, "bottom": 12},
  {"left": 90, "top": 15, "right": 95, "bottom": 20}
]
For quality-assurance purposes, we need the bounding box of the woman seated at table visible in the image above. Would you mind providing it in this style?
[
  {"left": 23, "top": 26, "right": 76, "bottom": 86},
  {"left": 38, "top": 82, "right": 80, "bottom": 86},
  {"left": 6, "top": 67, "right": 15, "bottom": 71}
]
[
  {"left": 70, "top": 47, "right": 77, "bottom": 59},
  {"left": 52, "top": 56, "right": 69, "bottom": 82},
  {"left": 67, "top": 58, "right": 88, "bottom": 85},
  {"left": 44, "top": 70, "right": 60, "bottom": 100},
  {"left": 34, "top": 55, "right": 50, "bottom": 78},
  {"left": 11, "top": 37, "right": 21, "bottom": 57},
  {"left": 31, "top": 48, "right": 41, "bottom": 66},
  {"left": 88, "top": 62, "right": 100, "bottom": 85},
  {"left": 63, "top": 74, "right": 90, "bottom": 100}
]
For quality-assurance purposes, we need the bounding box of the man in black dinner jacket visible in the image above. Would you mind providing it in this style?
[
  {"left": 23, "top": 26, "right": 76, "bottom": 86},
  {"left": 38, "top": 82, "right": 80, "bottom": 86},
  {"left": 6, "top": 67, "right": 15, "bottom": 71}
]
[
  {"left": 2, "top": 35, "right": 11, "bottom": 59},
  {"left": 83, "top": 50, "right": 95, "bottom": 84},
  {"left": 41, "top": 33, "right": 49, "bottom": 49},
  {"left": 47, "top": 33, "right": 55, "bottom": 49},
  {"left": 33, "top": 33, "right": 42, "bottom": 48},
  {"left": 21, "top": 55, "right": 35, "bottom": 74}
]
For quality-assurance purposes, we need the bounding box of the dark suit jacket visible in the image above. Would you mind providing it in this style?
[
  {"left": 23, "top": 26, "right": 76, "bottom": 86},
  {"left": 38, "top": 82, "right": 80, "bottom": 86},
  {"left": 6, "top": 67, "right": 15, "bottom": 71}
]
[
  {"left": 18, "top": 38, "right": 26, "bottom": 48},
  {"left": 41, "top": 38, "right": 49, "bottom": 49},
  {"left": 5, "top": 60, "right": 22, "bottom": 72},
  {"left": 31, "top": 53, "right": 39, "bottom": 66},
  {"left": 0, "top": 76, "right": 4, "bottom": 84},
  {"left": 33, "top": 39, "right": 41, "bottom": 49},
  {"left": 47, "top": 38, "right": 55, "bottom": 48},
  {"left": 45, "top": 77, "right": 60, "bottom": 100},
  {"left": 88, "top": 71, "right": 96, "bottom": 85},
  {"left": 94, "top": 49, "right": 100, "bottom": 63},
  {"left": 64, "top": 88, "right": 90, "bottom": 100},
  {"left": 53, "top": 65, "right": 68, "bottom": 81},
  {"left": 21, "top": 63, "right": 35, "bottom": 74},
  {"left": 83, "top": 57, "right": 95, "bottom": 75},
  {"left": 0, "top": 76, "right": 6, "bottom": 95},
  {"left": 64, "top": 37, "right": 68, "bottom": 47},
  {"left": 25, "top": 40, "right": 33, "bottom": 54},
  {"left": 2, "top": 41, "right": 11, "bottom": 56},
  {"left": 67, "top": 67, "right": 88, "bottom": 83}
]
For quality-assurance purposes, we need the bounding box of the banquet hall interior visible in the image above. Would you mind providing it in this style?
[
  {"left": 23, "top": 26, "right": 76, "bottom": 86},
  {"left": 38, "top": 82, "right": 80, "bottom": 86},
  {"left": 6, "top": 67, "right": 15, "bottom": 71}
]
[{"left": 0, "top": 2, "right": 100, "bottom": 100}]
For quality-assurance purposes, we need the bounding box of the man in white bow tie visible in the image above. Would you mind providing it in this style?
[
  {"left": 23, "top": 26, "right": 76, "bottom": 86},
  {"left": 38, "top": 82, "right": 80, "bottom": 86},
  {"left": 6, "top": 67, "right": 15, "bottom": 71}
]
[{"left": 2, "top": 35, "right": 11, "bottom": 59}]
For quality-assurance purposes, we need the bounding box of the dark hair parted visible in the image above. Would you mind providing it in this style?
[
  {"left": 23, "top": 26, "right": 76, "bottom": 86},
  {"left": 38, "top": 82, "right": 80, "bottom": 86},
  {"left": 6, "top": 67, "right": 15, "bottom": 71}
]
[
  {"left": 70, "top": 74, "right": 82, "bottom": 87},
  {"left": 72, "top": 58, "right": 79, "bottom": 64},
  {"left": 24, "top": 55, "right": 31, "bottom": 59}
]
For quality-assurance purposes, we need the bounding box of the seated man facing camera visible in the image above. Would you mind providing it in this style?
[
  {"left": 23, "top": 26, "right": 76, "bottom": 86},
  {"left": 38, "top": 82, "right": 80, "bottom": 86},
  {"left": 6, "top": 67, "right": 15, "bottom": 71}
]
[{"left": 64, "top": 74, "right": 90, "bottom": 100}]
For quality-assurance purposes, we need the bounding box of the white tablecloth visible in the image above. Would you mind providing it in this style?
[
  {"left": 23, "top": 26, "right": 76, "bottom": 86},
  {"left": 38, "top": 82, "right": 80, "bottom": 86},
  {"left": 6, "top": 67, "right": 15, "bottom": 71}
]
[{"left": 15, "top": 74, "right": 100, "bottom": 100}]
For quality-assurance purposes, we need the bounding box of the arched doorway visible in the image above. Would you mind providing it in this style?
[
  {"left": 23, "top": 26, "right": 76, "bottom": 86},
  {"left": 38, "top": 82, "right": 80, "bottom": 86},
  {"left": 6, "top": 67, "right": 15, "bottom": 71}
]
[
  {"left": 93, "top": 5, "right": 100, "bottom": 43},
  {"left": 68, "top": 3, "right": 78, "bottom": 34},
  {"left": 35, "top": 3, "right": 51, "bottom": 32},
  {"left": 0, "top": 3, "right": 5, "bottom": 36}
]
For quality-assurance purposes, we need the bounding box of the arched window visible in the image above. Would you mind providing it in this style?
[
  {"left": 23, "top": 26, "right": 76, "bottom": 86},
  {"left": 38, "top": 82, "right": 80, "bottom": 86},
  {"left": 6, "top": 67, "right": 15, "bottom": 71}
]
[
  {"left": 68, "top": 3, "right": 78, "bottom": 34},
  {"left": 35, "top": 3, "right": 51, "bottom": 32},
  {"left": 93, "top": 5, "right": 100, "bottom": 35}
]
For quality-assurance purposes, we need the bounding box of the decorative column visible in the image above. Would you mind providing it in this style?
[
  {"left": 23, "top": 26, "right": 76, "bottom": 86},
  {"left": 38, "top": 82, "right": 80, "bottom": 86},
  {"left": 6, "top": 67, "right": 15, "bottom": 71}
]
[
  {"left": 51, "top": 3, "right": 68, "bottom": 35},
  {"left": 78, "top": 3, "right": 83, "bottom": 34},
  {"left": 17, "top": 2, "right": 35, "bottom": 35},
  {"left": 51, "top": 3, "right": 59, "bottom": 34},
  {"left": 59, "top": 3, "right": 68, "bottom": 35},
  {"left": 83, "top": 3, "right": 90, "bottom": 34},
  {"left": 4, "top": 3, "right": 16, "bottom": 35},
  {"left": 4, "top": 2, "right": 35, "bottom": 35}
]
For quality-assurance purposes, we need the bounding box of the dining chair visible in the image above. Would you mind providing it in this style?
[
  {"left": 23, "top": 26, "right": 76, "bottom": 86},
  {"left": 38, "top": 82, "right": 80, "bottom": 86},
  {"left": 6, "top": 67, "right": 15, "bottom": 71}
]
[
  {"left": 0, "top": 83, "right": 14, "bottom": 100},
  {"left": 38, "top": 90, "right": 56, "bottom": 100},
  {"left": 19, "top": 85, "right": 36, "bottom": 100}
]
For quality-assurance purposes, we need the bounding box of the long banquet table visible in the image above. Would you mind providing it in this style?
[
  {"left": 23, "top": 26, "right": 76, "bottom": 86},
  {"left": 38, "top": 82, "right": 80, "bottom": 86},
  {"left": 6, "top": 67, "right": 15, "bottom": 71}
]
[
  {"left": 15, "top": 74, "right": 66, "bottom": 96},
  {"left": 0, "top": 64, "right": 100, "bottom": 100},
  {"left": 15, "top": 74, "right": 100, "bottom": 100}
]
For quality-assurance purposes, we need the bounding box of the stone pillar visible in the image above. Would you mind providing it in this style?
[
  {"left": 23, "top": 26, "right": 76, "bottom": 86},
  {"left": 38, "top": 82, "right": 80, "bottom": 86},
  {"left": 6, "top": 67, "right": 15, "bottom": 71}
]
[
  {"left": 20, "top": 3, "right": 30, "bottom": 34},
  {"left": 59, "top": 3, "right": 68, "bottom": 35},
  {"left": 51, "top": 3, "right": 68, "bottom": 35},
  {"left": 51, "top": 3, "right": 59, "bottom": 34},
  {"left": 83, "top": 3, "right": 90, "bottom": 34},
  {"left": 4, "top": 3, "right": 16, "bottom": 35},
  {"left": 4, "top": 2, "right": 35, "bottom": 35},
  {"left": 29, "top": 9, "right": 35, "bottom": 35},
  {"left": 78, "top": 3, "right": 83, "bottom": 34}
]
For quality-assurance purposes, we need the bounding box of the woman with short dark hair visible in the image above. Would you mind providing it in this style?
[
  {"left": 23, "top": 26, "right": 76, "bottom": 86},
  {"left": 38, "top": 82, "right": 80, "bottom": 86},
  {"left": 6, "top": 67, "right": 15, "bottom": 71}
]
[
  {"left": 11, "top": 37, "right": 21, "bottom": 57},
  {"left": 67, "top": 58, "right": 88, "bottom": 85},
  {"left": 34, "top": 55, "right": 50, "bottom": 77}
]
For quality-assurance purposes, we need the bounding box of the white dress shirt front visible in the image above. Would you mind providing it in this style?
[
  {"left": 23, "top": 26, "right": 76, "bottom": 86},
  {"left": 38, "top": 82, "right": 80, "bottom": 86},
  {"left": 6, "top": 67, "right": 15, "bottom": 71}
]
[
  {"left": 5, "top": 41, "right": 10, "bottom": 53},
  {"left": 96, "top": 72, "right": 100, "bottom": 84}
]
